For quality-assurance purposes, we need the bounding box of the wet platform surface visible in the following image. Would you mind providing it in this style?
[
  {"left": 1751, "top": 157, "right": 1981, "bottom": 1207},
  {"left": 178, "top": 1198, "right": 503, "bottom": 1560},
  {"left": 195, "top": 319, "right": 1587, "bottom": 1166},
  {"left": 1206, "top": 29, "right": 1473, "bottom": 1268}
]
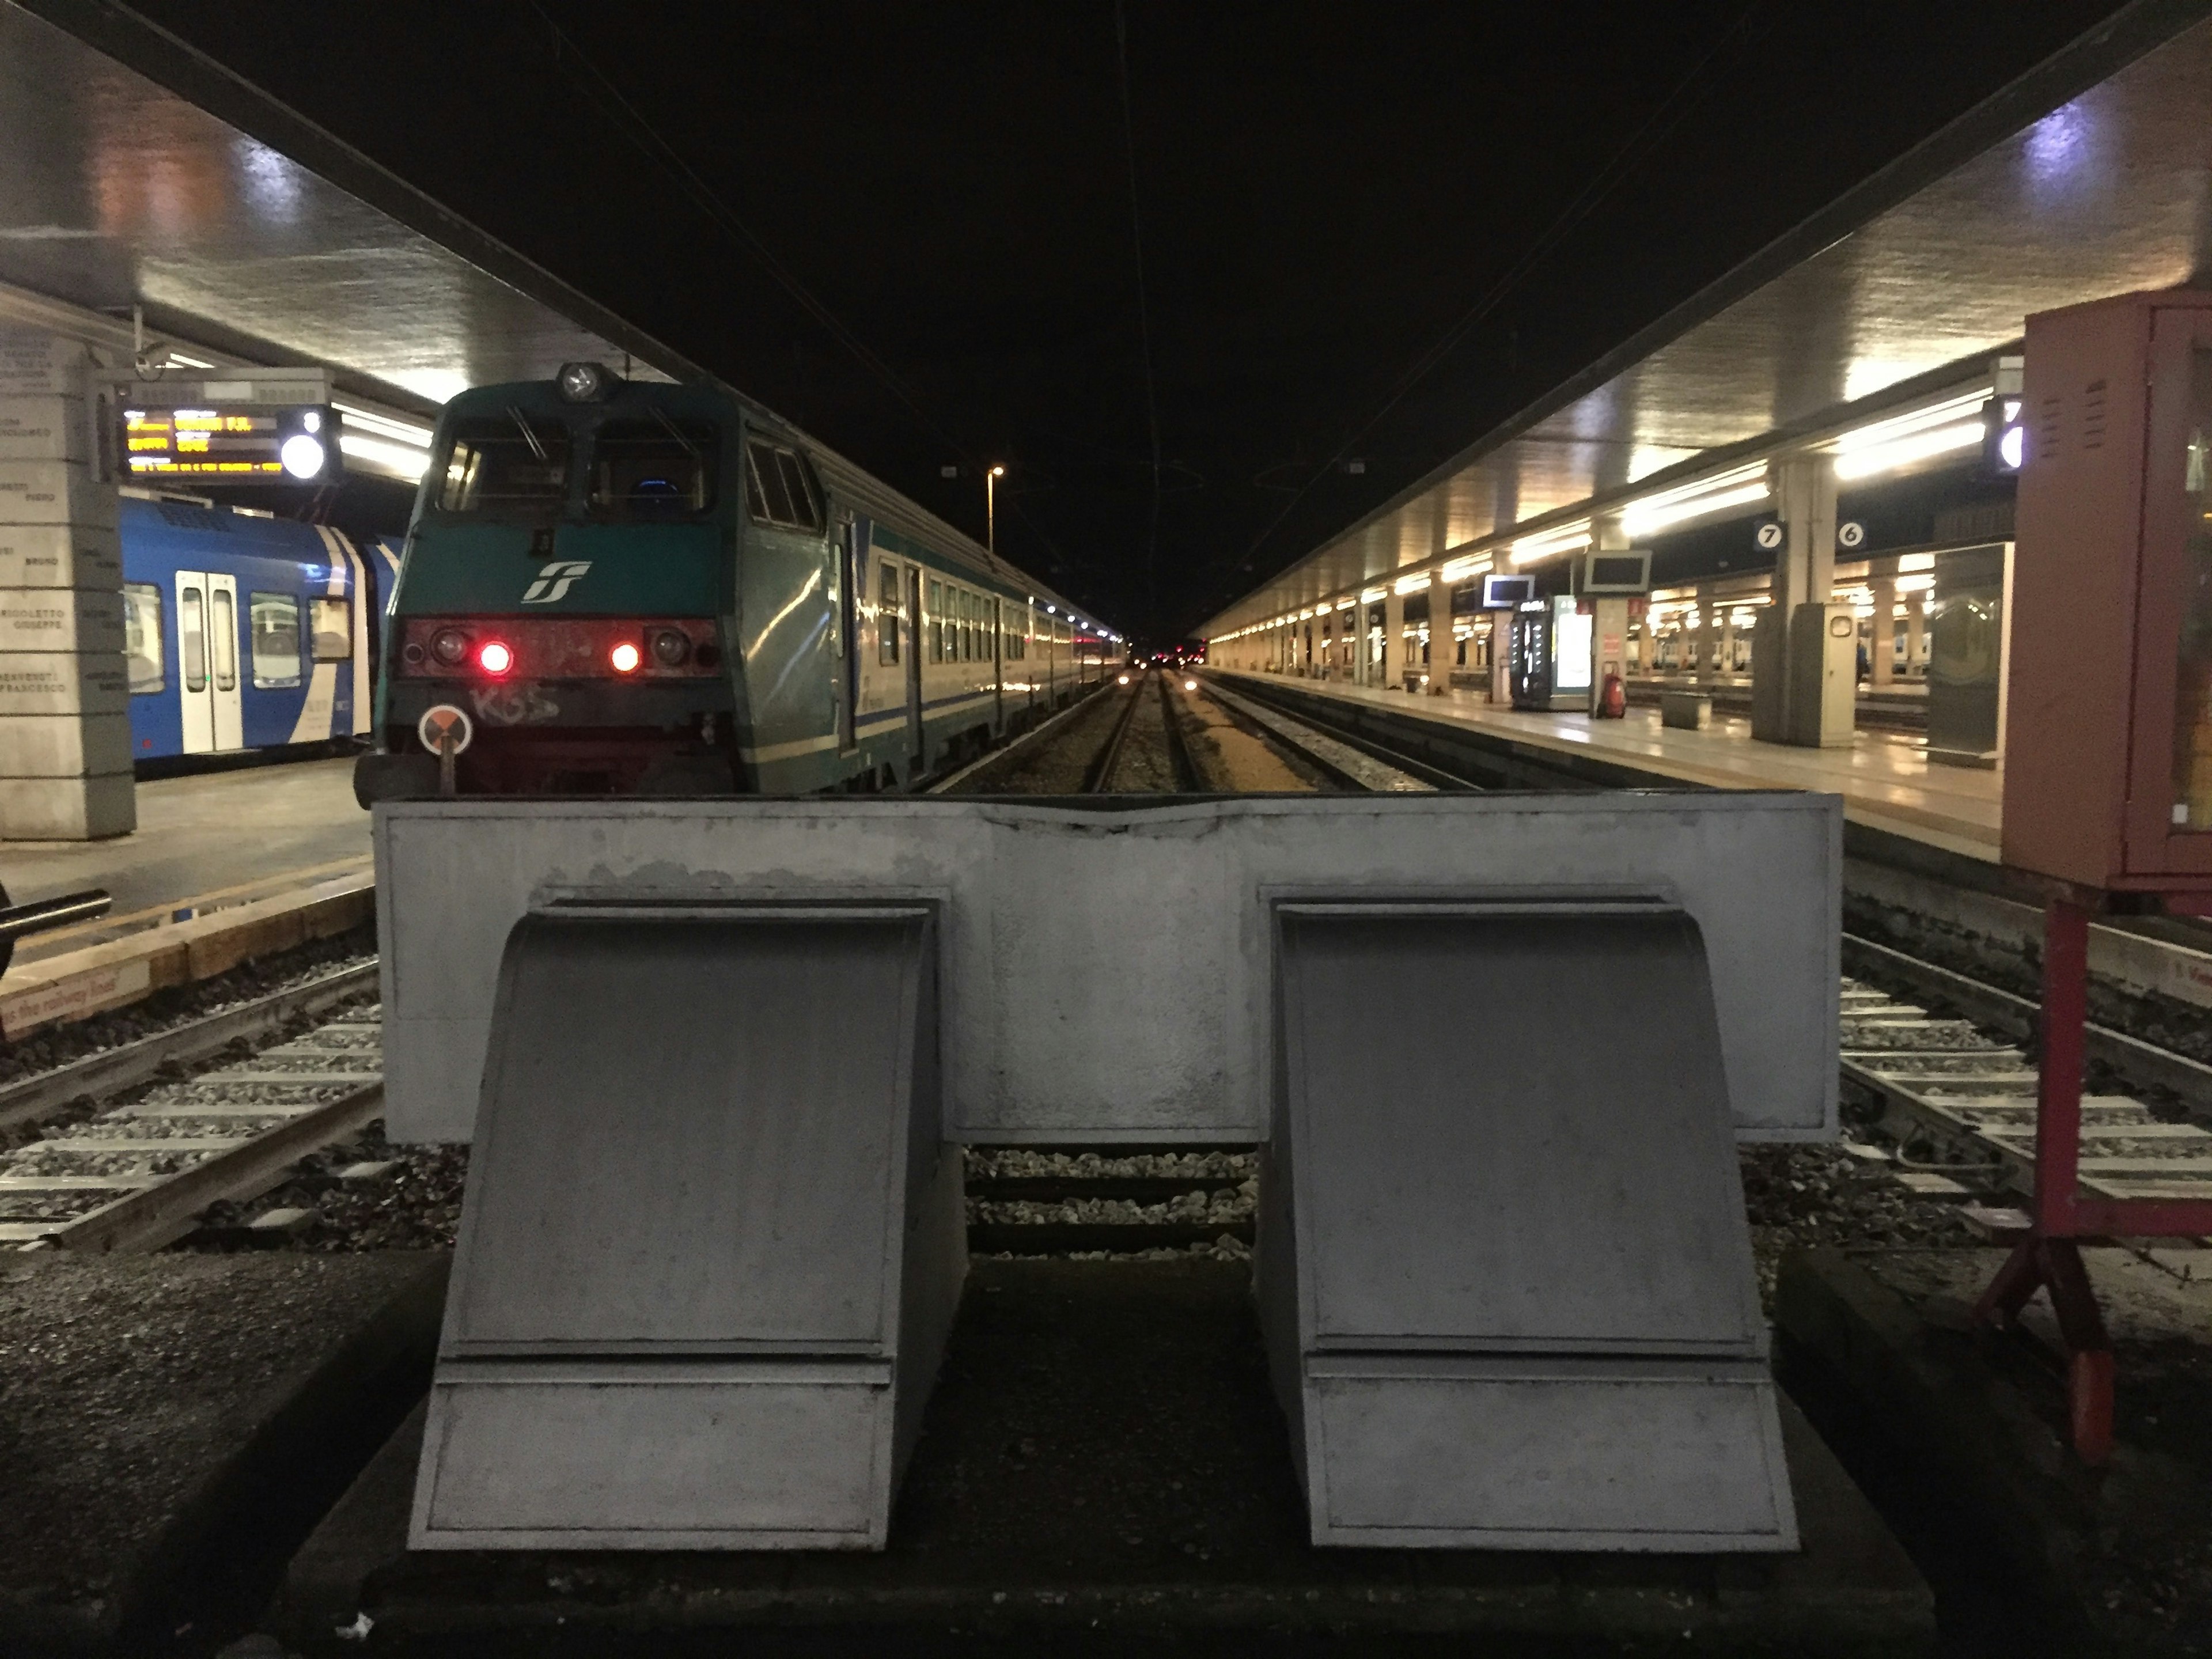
[
  {"left": 1215, "top": 671, "right": 2000, "bottom": 863},
  {"left": 280, "top": 1258, "right": 1931, "bottom": 1657},
  {"left": 4, "top": 758, "right": 368, "bottom": 961}
]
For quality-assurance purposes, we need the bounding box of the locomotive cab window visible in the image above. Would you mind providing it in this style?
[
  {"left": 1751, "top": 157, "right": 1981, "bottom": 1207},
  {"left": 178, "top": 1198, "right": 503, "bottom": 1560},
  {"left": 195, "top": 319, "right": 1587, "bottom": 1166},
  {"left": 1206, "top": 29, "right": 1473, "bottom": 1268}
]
[
  {"left": 124, "top": 582, "right": 164, "bottom": 694},
  {"left": 437, "top": 413, "right": 571, "bottom": 513},
  {"left": 249, "top": 592, "right": 302, "bottom": 690},
  {"left": 744, "top": 440, "right": 823, "bottom": 532},
  {"left": 589, "top": 420, "right": 717, "bottom": 517},
  {"left": 310, "top": 596, "right": 351, "bottom": 661}
]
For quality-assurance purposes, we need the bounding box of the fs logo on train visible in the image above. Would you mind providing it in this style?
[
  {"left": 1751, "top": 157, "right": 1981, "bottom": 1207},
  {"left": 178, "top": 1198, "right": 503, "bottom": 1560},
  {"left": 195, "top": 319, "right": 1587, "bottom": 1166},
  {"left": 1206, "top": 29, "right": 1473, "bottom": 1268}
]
[{"left": 521, "top": 560, "right": 592, "bottom": 604}]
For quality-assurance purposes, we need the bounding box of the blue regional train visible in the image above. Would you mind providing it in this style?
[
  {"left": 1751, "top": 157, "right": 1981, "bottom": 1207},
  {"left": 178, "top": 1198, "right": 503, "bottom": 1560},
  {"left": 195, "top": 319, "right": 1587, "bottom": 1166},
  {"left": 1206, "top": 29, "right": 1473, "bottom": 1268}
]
[{"left": 120, "top": 493, "right": 402, "bottom": 763}]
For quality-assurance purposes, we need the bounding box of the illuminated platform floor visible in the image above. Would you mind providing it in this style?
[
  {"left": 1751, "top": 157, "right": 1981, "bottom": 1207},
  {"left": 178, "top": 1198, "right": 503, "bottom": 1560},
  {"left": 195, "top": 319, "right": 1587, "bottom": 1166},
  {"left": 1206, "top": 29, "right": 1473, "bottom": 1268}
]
[
  {"left": 1214, "top": 671, "right": 2000, "bottom": 862},
  {"left": 4, "top": 756, "right": 369, "bottom": 959}
]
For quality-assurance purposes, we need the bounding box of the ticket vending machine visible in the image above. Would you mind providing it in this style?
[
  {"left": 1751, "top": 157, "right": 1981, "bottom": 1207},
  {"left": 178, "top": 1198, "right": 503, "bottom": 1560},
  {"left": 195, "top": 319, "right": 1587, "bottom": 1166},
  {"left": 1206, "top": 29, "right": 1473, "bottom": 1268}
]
[{"left": 1509, "top": 594, "right": 1592, "bottom": 712}]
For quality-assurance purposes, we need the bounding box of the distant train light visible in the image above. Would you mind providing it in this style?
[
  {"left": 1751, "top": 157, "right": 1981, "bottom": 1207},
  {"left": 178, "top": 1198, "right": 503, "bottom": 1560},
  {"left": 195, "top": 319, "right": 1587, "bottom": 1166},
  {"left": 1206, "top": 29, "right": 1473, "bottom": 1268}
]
[
  {"left": 476, "top": 639, "right": 514, "bottom": 676},
  {"left": 431, "top": 627, "right": 470, "bottom": 666},
  {"left": 1118, "top": 673, "right": 1131, "bottom": 685},
  {"left": 1184, "top": 679, "right": 1196, "bottom": 691},
  {"left": 609, "top": 641, "right": 642, "bottom": 674}
]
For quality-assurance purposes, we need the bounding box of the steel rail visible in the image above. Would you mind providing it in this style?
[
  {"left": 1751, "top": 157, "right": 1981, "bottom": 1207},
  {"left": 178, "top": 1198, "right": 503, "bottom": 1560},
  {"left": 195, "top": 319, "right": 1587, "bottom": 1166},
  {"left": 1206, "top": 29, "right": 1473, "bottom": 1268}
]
[
  {"left": 1156, "top": 675, "right": 1206, "bottom": 793},
  {"left": 1082, "top": 676, "right": 1149, "bottom": 793},
  {"left": 0, "top": 961, "right": 381, "bottom": 1135}
]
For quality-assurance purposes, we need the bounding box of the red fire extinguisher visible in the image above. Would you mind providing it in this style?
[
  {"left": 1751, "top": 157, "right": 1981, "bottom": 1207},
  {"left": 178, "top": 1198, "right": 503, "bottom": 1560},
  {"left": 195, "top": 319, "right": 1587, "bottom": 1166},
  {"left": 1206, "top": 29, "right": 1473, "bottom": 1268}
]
[{"left": 1599, "top": 672, "right": 1626, "bottom": 719}]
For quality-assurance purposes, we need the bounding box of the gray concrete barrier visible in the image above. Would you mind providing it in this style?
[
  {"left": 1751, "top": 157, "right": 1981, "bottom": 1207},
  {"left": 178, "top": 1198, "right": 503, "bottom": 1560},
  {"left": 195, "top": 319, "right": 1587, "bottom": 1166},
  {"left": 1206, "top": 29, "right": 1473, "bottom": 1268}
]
[
  {"left": 408, "top": 902, "right": 961, "bottom": 1550},
  {"left": 374, "top": 793, "right": 1841, "bottom": 1145}
]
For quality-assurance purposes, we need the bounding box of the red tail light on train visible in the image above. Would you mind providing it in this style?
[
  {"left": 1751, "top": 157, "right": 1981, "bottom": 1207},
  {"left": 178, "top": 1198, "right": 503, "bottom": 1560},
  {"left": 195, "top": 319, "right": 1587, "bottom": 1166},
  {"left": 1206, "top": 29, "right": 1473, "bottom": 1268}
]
[{"left": 397, "top": 617, "right": 721, "bottom": 679}]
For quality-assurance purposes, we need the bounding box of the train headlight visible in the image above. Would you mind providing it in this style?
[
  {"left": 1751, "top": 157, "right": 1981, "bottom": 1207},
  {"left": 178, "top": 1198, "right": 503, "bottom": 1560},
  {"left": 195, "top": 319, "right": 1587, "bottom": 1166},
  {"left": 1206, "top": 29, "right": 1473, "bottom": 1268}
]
[
  {"left": 279, "top": 434, "right": 327, "bottom": 479},
  {"left": 1184, "top": 679, "right": 1196, "bottom": 691},
  {"left": 556, "top": 361, "right": 615, "bottom": 402},
  {"left": 430, "top": 627, "right": 470, "bottom": 666},
  {"left": 476, "top": 639, "right": 514, "bottom": 676},
  {"left": 649, "top": 627, "right": 690, "bottom": 667},
  {"left": 609, "top": 641, "right": 642, "bottom": 674}
]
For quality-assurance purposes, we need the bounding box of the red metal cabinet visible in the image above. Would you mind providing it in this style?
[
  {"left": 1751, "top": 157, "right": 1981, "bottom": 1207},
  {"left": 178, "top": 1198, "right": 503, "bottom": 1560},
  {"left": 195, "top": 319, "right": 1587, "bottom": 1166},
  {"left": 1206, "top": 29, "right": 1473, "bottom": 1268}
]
[{"left": 2003, "top": 289, "right": 2212, "bottom": 891}]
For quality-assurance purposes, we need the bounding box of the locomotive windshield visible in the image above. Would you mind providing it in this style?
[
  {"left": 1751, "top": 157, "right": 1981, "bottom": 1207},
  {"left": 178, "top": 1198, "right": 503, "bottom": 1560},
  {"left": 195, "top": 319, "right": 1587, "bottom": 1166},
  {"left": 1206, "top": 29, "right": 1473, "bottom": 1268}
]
[
  {"left": 436, "top": 411, "right": 571, "bottom": 513},
  {"left": 589, "top": 419, "right": 718, "bottom": 518}
]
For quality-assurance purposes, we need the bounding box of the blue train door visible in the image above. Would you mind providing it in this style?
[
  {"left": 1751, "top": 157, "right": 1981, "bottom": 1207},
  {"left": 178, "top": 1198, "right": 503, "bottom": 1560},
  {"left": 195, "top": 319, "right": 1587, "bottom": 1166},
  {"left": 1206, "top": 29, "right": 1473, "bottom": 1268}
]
[{"left": 176, "top": 570, "right": 244, "bottom": 752}]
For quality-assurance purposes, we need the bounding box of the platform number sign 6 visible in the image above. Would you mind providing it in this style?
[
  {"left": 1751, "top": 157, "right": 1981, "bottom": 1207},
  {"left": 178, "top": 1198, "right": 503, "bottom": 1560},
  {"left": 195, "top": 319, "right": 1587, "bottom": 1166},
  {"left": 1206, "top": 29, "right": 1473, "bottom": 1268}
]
[{"left": 1836, "top": 521, "right": 1866, "bottom": 550}]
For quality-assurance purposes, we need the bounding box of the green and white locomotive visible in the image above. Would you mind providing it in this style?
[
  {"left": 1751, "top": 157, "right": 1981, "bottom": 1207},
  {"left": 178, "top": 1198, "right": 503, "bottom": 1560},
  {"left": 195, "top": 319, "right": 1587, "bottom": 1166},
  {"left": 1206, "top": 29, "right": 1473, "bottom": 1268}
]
[{"left": 356, "top": 362, "right": 1111, "bottom": 800}]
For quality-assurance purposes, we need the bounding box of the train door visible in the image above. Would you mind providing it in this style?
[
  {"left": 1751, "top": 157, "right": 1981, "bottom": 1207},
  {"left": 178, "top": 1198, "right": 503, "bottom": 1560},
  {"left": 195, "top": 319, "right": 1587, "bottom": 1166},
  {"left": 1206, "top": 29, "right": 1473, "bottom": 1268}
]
[
  {"left": 174, "top": 570, "right": 243, "bottom": 753},
  {"left": 835, "top": 520, "right": 859, "bottom": 755},
  {"left": 903, "top": 564, "right": 923, "bottom": 772},
  {"left": 207, "top": 573, "right": 243, "bottom": 749},
  {"left": 176, "top": 571, "right": 213, "bottom": 753}
]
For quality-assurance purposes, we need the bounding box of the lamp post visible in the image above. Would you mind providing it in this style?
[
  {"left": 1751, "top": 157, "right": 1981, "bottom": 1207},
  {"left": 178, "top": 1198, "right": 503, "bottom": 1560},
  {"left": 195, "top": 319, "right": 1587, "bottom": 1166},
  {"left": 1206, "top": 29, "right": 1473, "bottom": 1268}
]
[{"left": 987, "top": 464, "right": 1005, "bottom": 554}]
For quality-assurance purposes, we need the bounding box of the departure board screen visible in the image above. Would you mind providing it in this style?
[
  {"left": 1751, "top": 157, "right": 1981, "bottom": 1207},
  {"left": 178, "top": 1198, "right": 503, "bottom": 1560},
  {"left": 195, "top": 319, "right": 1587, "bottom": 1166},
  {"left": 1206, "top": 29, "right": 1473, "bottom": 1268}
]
[{"left": 122, "top": 404, "right": 338, "bottom": 482}]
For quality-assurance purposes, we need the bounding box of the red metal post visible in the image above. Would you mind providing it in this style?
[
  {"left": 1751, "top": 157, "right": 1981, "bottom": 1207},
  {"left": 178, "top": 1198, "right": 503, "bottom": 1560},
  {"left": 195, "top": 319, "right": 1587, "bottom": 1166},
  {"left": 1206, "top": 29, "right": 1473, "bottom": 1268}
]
[{"left": 2034, "top": 897, "right": 2091, "bottom": 1236}]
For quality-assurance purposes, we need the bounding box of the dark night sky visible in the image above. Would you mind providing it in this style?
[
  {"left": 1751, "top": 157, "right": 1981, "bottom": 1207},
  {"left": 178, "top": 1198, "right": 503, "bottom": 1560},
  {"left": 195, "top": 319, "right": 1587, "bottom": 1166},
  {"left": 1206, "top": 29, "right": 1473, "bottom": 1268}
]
[{"left": 128, "top": 1, "right": 2131, "bottom": 642}]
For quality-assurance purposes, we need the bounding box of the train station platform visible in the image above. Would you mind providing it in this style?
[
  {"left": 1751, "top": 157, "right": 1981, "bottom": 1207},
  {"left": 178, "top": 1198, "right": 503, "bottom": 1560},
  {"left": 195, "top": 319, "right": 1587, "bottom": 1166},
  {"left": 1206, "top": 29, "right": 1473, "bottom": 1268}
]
[
  {"left": 1211, "top": 670, "right": 2000, "bottom": 865},
  {"left": 1, "top": 756, "right": 370, "bottom": 1036}
]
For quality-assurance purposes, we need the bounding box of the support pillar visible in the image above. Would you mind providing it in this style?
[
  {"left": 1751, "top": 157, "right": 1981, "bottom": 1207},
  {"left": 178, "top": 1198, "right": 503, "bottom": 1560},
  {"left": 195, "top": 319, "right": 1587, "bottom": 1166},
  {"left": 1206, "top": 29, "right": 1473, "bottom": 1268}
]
[
  {"left": 1384, "top": 590, "right": 1406, "bottom": 692},
  {"left": 1904, "top": 592, "right": 1925, "bottom": 679},
  {"left": 1429, "top": 584, "right": 1455, "bottom": 693},
  {"left": 1869, "top": 577, "right": 1896, "bottom": 688},
  {"left": 1353, "top": 600, "right": 1370, "bottom": 686},
  {"left": 1694, "top": 584, "right": 1718, "bottom": 687},
  {"left": 1751, "top": 456, "right": 1838, "bottom": 744},
  {"left": 1487, "top": 615, "right": 1510, "bottom": 704},
  {"left": 0, "top": 329, "right": 131, "bottom": 840}
]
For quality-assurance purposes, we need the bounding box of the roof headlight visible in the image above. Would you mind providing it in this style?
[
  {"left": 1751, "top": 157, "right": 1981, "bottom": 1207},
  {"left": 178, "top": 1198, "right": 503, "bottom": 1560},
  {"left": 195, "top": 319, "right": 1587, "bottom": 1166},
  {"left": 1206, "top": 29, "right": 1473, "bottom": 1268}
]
[
  {"left": 650, "top": 627, "right": 691, "bottom": 667},
  {"left": 556, "top": 361, "right": 616, "bottom": 402},
  {"left": 430, "top": 626, "right": 470, "bottom": 666}
]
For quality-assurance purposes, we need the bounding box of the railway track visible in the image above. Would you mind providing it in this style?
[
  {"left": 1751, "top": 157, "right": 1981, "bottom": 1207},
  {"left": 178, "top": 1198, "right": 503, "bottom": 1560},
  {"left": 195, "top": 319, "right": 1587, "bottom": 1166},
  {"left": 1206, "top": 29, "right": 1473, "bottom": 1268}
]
[{"left": 0, "top": 968, "right": 385, "bottom": 1252}]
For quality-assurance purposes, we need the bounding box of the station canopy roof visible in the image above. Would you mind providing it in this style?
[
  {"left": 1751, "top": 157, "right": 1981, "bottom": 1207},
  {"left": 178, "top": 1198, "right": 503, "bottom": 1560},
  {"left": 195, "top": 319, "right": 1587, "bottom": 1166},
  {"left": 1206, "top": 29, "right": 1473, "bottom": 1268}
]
[
  {"left": 0, "top": 1, "right": 694, "bottom": 482},
  {"left": 1202, "top": 6, "right": 2212, "bottom": 642}
]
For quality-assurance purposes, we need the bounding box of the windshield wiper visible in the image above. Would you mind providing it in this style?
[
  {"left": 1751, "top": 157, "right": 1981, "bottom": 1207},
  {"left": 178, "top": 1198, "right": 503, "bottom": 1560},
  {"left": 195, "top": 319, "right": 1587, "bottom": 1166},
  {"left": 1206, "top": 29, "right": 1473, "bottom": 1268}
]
[
  {"left": 649, "top": 406, "right": 701, "bottom": 460},
  {"left": 507, "top": 406, "right": 548, "bottom": 463}
]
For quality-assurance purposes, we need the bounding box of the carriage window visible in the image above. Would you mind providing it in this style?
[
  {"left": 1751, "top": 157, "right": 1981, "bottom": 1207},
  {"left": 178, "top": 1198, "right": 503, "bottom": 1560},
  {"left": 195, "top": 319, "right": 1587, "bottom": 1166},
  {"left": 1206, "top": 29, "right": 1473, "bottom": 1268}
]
[
  {"left": 249, "top": 592, "right": 303, "bottom": 689},
  {"left": 437, "top": 414, "right": 571, "bottom": 513},
  {"left": 957, "top": 589, "right": 971, "bottom": 661},
  {"left": 590, "top": 420, "right": 717, "bottom": 517},
  {"left": 124, "top": 583, "right": 164, "bottom": 694},
  {"left": 310, "top": 596, "right": 351, "bottom": 661},
  {"left": 878, "top": 563, "right": 900, "bottom": 665},
  {"left": 180, "top": 586, "right": 206, "bottom": 693},
  {"left": 744, "top": 441, "right": 824, "bottom": 532},
  {"left": 211, "top": 589, "right": 238, "bottom": 692},
  {"left": 927, "top": 579, "right": 944, "bottom": 662}
]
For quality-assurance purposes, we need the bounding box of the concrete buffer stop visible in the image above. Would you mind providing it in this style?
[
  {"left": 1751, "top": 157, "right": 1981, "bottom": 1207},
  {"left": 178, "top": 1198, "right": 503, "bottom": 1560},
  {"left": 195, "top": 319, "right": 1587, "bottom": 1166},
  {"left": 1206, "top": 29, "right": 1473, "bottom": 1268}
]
[{"left": 377, "top": 790, "right": 1839, "bottom": 1552}]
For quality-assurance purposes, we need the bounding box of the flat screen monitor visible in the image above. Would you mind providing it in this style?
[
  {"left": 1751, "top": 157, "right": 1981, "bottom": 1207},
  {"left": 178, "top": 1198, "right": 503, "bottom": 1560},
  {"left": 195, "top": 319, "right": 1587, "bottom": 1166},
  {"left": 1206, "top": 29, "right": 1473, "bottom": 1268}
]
[
  {"left": 1580, "top": 551, "right": 1652, "bottom": 594},
  {"left": 1481, "top": 573, "right": 1535, "bottom": 609}
]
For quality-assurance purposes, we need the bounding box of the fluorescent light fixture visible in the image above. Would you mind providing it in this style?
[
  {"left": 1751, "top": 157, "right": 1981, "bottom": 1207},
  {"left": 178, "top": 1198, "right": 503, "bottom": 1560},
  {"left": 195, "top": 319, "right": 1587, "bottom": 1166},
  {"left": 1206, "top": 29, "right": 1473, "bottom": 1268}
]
[
  {"left": 165, "top": 353, "right": 216, "bottom": 370},
  {"left": 332, "top": 401, "right": 434, "bottom": 448},
  {"left": 1827, "top": 390, "right": 1990, "bottom": 481},
  {"left": 1509, "top": 521, "right": 1593, "bottom": 565},
  {"left": 1618, "top": 463, "right": 1772, "bottom": 537},
  {"left": 1361, "top": 586, "right": 1387, "bottom": 603},
  {"left": 1393, "top": 572, "right": 1431, "bottom": 594},
  {"left": 1441, "top": 555, "right": 1488, "bottom": 582},
  {"left": 1831, "top": 420, "right": 1982, "bottom": 480},
  {"left": 337, "top": 433, "right": 429, "bottom": 481},
  {"left": 1336, "top": 597, "right": 1354, "bottom": 610}
]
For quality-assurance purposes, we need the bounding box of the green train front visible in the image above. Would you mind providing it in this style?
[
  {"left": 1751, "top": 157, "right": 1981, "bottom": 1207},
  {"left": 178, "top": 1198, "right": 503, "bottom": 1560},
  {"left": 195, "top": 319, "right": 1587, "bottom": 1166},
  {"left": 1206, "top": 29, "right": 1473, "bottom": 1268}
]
[{"left": 358, "top": 363, "right": 1105, "bottom": 802}]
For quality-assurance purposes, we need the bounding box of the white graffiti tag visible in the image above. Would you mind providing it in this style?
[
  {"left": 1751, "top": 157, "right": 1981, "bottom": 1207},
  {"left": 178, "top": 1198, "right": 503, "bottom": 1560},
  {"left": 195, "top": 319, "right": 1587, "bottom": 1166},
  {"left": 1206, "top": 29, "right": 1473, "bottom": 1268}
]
[{"left": 521, "top": 560, "right": 592, "bottom": 604}]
